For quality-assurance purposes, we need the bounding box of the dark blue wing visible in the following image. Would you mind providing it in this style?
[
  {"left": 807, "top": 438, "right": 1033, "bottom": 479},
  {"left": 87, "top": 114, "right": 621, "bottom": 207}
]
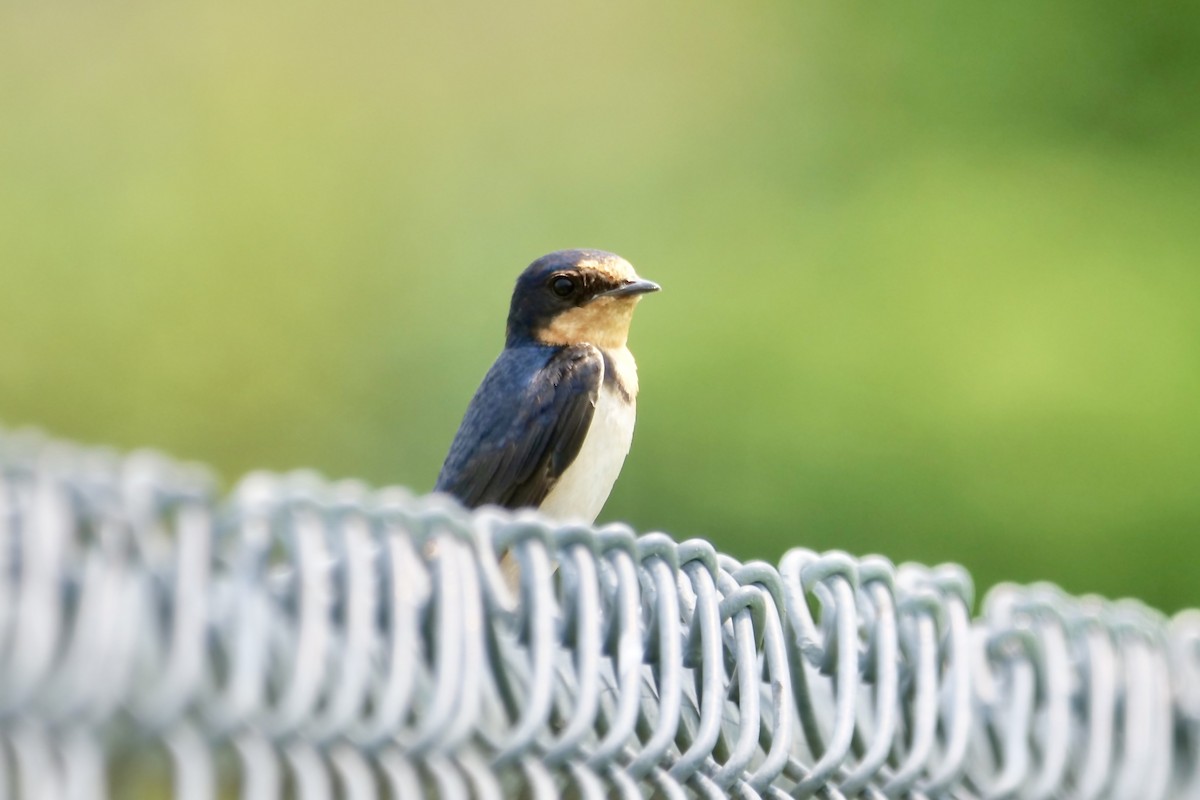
[{"left": 435, "top": 343, "right": 602, "bottom": 509}]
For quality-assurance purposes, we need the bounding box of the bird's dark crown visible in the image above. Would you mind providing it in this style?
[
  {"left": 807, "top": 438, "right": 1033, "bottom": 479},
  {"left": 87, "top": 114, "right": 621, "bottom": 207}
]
[{"left": 505, "top": 249, "right": 657, "bottom": 348}]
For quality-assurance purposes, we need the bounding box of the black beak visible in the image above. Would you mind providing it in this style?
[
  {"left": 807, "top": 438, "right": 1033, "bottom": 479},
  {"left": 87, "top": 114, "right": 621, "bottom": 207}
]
[{"left": 596, "top": 278, "right": 661, "bottom": 299}]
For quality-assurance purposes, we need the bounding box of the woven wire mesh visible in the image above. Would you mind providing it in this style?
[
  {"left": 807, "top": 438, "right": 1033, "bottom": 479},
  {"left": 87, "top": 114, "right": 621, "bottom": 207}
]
[{"left": 1, "top": 427, "right": 1199, "bottom": 799}]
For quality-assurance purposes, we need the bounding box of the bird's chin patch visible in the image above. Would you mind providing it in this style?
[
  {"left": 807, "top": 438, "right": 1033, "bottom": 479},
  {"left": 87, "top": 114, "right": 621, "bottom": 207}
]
[{"left": 536, "top": 298, "right": 637, "bottom": 349}]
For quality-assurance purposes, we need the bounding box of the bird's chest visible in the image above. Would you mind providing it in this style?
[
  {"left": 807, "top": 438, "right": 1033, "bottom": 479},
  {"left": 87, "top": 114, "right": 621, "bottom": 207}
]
[{"left": 537, "top": 381, "right": 637, "bottom": 524}]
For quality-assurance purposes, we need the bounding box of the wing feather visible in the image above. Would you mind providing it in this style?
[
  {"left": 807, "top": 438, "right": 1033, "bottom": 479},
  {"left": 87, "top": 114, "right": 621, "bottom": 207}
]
[{"left": 435, "top": 344, "right": 602, "bottom": 510}]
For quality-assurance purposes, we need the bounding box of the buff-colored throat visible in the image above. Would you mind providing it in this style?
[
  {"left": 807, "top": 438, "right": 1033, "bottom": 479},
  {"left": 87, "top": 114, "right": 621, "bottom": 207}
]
[{"left": 535, "top": 296, "right": 641, "bottom": 350}]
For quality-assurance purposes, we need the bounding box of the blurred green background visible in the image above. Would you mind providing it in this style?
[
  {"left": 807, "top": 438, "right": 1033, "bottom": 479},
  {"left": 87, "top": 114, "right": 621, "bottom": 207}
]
[{"left": 2, "top": 1, "right": 1198, "bottom": 610}]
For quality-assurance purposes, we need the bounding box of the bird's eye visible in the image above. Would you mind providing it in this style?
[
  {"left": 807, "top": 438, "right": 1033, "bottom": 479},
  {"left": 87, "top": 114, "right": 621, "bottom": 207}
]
[{"left": 550, "top": 275, "right": 576, "bottom": 297}]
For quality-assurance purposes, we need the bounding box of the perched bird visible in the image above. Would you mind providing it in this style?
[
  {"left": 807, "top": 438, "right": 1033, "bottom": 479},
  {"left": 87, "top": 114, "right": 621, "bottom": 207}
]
[{"left": 436, "top": 249, "right": 660, "bottom": 527}]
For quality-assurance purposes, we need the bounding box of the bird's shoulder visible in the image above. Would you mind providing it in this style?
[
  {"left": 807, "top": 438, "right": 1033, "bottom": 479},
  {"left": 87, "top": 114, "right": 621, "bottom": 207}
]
[{"left": 470, "top": 342, "right": 604, "bottom": 420}]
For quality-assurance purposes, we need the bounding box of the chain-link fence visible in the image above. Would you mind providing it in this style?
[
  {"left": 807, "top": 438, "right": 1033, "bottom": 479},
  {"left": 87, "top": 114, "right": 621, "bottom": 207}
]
[{"left": 1, "top": 427, "right": 1198, "bottom": 799}]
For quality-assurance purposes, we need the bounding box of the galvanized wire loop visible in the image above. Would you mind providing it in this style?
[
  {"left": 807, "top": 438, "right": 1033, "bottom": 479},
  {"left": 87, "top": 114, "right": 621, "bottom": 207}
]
[
  {"left": 587, "top": 533, "right": 644, "bottom": 767},
  {"left": 883, "top": 583, "right": 943, "bottom": 796},
  {"left": 728, "top": 562, "right": 794, "bottom": 791},
  {"left": 671, "top": 545, "right": 727, "bottom": 783},
  {"left": 908, "top": 564, "right": 974, "bottom": 795},
  {"left": 837, "top": 558, "right": 900, "bottom": 796},
  {"left": 3, "top": 428, "right": 1200, "bottom": 798},
  {"left": 625, "top": 537, "right": 684, "bottom": 779}
]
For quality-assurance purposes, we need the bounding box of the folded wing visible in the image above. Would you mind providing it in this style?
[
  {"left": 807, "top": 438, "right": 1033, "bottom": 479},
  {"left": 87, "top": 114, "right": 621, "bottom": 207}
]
[{"left": 435, "top": 344, "right": 602, "bottom": 509}]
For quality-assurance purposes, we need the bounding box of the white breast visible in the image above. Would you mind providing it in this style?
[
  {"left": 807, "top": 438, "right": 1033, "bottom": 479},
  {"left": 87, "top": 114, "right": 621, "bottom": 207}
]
[{"left": 537, "top": 380, "right": 637, "bottom": 524}]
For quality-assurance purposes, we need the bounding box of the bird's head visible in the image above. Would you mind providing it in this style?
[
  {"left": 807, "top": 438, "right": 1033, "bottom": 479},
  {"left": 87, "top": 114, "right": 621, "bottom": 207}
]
[{"left": 506, "top": 249, "right": 660, "bottom": 349}]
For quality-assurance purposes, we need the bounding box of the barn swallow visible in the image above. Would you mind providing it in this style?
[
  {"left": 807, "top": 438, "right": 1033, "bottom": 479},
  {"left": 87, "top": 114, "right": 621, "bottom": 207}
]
[{"left": 436, "top": 249, "right": 659, "bottom": 526}]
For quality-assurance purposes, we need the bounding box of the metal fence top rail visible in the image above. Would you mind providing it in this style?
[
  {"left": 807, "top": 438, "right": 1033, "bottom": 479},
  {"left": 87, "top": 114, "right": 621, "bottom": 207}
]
[{"left": 1, "top": 426, "right": 1198, "bottom": 799}]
